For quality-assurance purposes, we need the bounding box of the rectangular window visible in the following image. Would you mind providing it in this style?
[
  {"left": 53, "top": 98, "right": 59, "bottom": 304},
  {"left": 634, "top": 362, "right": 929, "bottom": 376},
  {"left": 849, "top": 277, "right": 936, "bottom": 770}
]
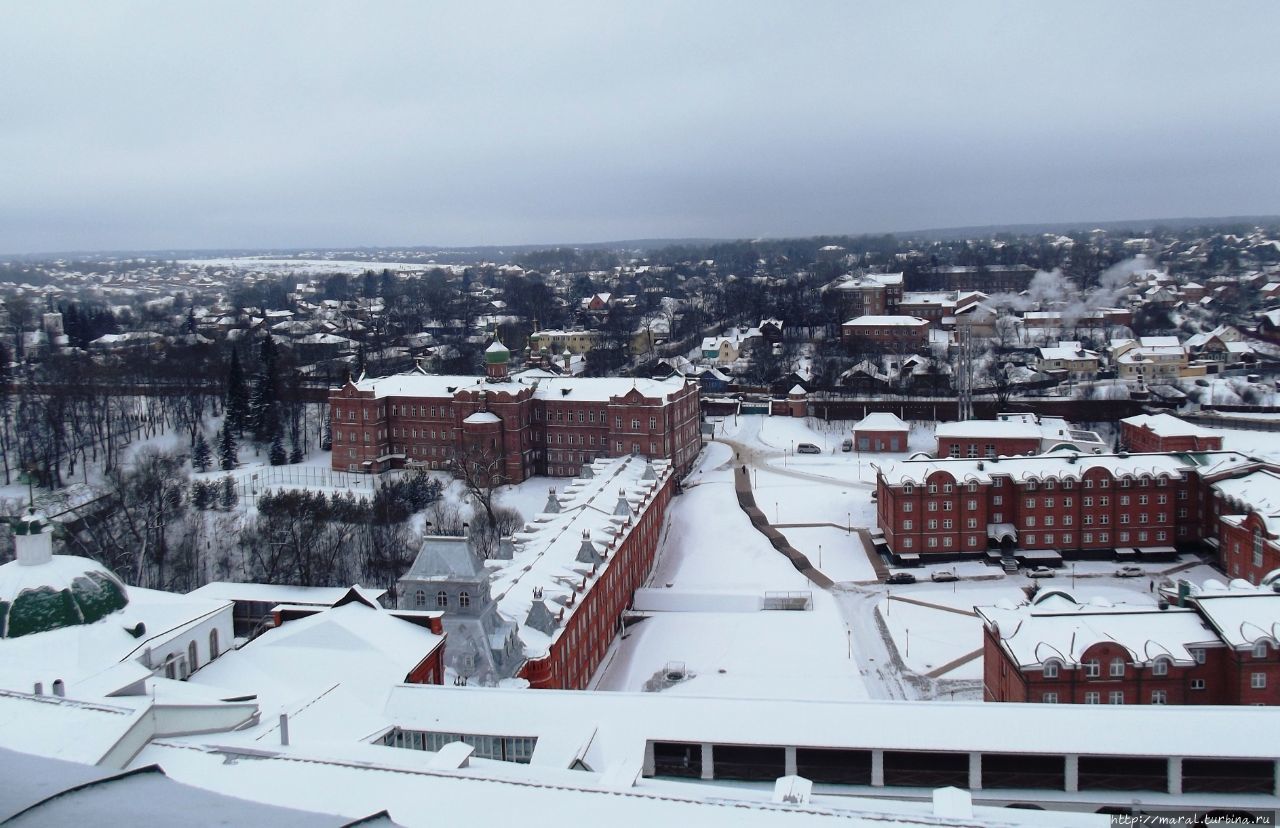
[
  {"left": 1043, "top": 498, "right": 1054, "bottom": 509},
  {"left": 903, "top": 503, "right": 913, "bottom": 513},
  {"left": 1043, "top": 662, "right": 1058, "bottom": 679},
  {"left": 1084, "top": 660, "right": 1100, "bottom": 678},
  {"left": 1085, "top": 691, "right": 1100, "bottom": 704},
  {"left": 902, "top": 520, "right": 912, "bottom": 530},
  {"left": 1110, "top": 658, "right": 1125, "bottom": 677},
  {"left": 1109, "top": 691, "right": 1124, "bottom": 705},
  {"left": 1042, "top": 692, "right": 1058, "bottom": 703},
  {"left": 1083, "top": 532, "right": 1093, "bottom": 543},
  {"left": 1191, "top": 648, "right": 1205, "bottom": 664},
  {"left": 1191, "top": 679, "right": 1205, "bottom": 690},
  {"left": 967, "top": 518, "right": 977, "bottom": 529},
  {"left": 1025, "top": 533, "right": 1036, "bottom": 545},
  {"left": 1025, "top": 498, "right": 1035, "bottom": 509},
  {"left": 1151, "top": 690, "right": 1167, "bottom": 704},
  {"left": 1026, "top": 517, "right": 1035, "bottom": 528},
  {"left": 1252, "top": 673, "right": 1267, "bottom": 689},
  {"left": 1083, "top": 496, "right": 1093, "bottom": 507},
  {"left": 993, "top": 495, "right": 1003, "bottom": 506},
  {"left": 942, "top": 519, "right": 953, "bottom": 530}
]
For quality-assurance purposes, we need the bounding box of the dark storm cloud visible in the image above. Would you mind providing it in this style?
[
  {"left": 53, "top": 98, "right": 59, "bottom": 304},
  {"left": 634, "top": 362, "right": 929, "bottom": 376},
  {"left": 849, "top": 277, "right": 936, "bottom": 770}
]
[{"left": 1, "top": 1, "right": 1277, "bottom": 253}]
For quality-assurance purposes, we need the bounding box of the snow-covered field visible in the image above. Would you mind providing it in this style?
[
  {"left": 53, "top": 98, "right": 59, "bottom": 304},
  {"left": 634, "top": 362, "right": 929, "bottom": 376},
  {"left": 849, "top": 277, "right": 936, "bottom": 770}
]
[{"left": 178, "top": 257, "right": 445, "bottom": 275}]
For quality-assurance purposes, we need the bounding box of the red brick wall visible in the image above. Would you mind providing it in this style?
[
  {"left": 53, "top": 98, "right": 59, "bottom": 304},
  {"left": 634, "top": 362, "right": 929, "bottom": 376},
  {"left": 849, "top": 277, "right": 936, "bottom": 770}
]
[
  {"left": 1219, "top": 513, "right": 1280, "bottom": 584},
  {"left": 854, "top": 429, "right": 908, "bottom": 452},
  {"left": 936, "top": 435, "right": 1039, "bottom": 458},
  {"left": 1123, "top": 422, "right": 1223, "bottom": 453},
  {"left": 876, "top": 462, "right": 1197, "bottom": 559},
  {"left": 405, "top": 643, "right": 446, "bottom": 685},
  {"left": 329, "top": 380, "right": 701, "bottom": 482},
  {"left": 988, "top": 638, "right": 1254, "bottom": 706}
]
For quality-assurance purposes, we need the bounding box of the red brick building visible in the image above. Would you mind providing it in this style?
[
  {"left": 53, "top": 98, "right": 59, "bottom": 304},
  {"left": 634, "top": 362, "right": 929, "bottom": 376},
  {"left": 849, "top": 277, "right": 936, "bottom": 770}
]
[
  {"left": 934, "top": 414, "right": 1108, "bottom": 459},
  {"left": 979, "top": 584, "right": 1280, "bottom": 706},
  {"left": 328, "top": 347, "right": 701, "bottom": 483},
  {"left": 1214, "top": 469, "right": 1280, "bottom": 584},
  {"left": 840, "top": 315, "right": 930, "bottom": 350},
  {"left": 873, "top": 450, "right": 1280, "bottom": 581},
  {"left": 1121, "top": 413, "right": 1224, "bottom": 452},
  {"left": 853, "top": 412, "right": 910, "bottom": 452},
  {"left": 498, "top": 455, "right": 675, "bottom": 690}
]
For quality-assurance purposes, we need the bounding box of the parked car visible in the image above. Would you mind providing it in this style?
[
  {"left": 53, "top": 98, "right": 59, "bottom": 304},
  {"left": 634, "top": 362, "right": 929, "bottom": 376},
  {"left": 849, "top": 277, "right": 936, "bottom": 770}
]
[
  {"left": 1027, "top": 566, "right": 1056, "bottom": 578},
  {"left": 930, "top": 570, "right": 959, "bottom": 582},
  {"left": 796, "top": 442, "right": 821, "bottom": 454},
  {"left": 886, "top": 572, "right": 917, "bottom": 584},
  {"left": 1115, "top": 565, "right": 1143, "bottom": 578},
  {"left": 841, "top": 438, "right": 853, "bottom": 452}
]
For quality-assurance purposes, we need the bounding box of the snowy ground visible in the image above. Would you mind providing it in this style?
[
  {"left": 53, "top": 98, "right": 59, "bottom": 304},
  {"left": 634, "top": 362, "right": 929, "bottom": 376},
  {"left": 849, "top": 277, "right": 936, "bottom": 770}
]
[
  {"left": 870, "top": 557, "right": 1224, "bottom": 687},
  {"left": 592, "top": 439, "right": 870, "bottom": 701}
]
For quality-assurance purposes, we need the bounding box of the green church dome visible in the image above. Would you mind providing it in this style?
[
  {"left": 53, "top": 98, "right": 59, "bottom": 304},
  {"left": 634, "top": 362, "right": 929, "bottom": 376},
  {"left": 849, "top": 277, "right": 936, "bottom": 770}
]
[
  {"left": 0, "top": 554, "right": 130, "bottom": 639},
  {"left": 484, "top": 340, "right": 510, "bottom": 364}
]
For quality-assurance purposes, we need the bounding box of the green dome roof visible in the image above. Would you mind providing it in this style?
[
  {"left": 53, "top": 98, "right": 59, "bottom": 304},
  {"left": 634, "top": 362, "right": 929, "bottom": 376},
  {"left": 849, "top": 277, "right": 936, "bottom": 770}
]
[
  {"left": 0, "top": 555, "right": 130, "bottom": 639},
  {"left": 485, "top": 340, "right": 510, "bottom": 364}
]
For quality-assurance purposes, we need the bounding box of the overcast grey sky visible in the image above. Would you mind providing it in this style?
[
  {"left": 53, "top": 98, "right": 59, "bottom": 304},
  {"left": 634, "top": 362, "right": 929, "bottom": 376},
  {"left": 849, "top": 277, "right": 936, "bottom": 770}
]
[{"left": 1, "top": 1, "right": 1277, "bottom": 254}]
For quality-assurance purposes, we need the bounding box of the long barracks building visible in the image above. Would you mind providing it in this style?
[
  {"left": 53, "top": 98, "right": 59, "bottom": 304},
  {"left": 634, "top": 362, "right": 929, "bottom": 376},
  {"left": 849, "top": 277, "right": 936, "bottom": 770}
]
[
  {"left": 328, "top": 343, "right": 702, "bottom": 483},
  {"left": 874, "top": 449, "right": 1280, "bottom": 583}
]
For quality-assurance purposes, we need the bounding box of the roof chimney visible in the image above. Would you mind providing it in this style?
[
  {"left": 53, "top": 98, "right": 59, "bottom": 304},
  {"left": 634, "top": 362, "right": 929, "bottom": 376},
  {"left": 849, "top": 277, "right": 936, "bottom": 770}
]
[
  {"left": 613, "top": 489, "right": 631, "bottom": 516},
  {"left": 544, "top": 489, "right": 561, "bottom": 513}
]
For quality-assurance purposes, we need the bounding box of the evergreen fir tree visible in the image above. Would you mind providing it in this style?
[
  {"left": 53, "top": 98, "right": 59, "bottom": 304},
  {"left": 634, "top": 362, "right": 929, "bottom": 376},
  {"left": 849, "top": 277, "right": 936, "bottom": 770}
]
[
  {"left": 219, "top": 476, "right": 236, "bottom": 511},
  {"left": 218, "top": 425, "right": 238, "bottom": 471},
  {"left": 186, "top": 306, "right": 197, "bottom": 334},
  {"left": 225, "top": 348, "right": 249, "bottom": 437},
  {"left": 269, "top": 432, "right": 287, "bottom": 466},
  {"left": 289, "top": 436, "right": 304, "bottom": 464},
  {"left": 192, "top": 431, "right": 212, "bottom": 473},
  {"left": 250, "top": 336, "right": 280, "bottom": 444}
]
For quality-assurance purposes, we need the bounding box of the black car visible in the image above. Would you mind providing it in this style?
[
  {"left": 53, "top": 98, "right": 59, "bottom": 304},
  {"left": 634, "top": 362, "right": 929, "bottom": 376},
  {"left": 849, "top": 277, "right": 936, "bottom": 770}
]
[{"left": 886, "top": 572, "right": 917, "bottom": 584}]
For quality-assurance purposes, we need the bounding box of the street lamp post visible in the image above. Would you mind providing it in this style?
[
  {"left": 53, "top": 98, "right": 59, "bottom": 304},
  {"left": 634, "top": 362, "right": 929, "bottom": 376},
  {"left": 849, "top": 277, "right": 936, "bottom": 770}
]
[
  {"left": 818, "top": 544, "right": 823, "bottom": 568},
  {"left": 905, "top": 628, "right": 910, "bottom": 659},
  {"left": 847, "top": 512, "right": 851, "bottom": 533}
]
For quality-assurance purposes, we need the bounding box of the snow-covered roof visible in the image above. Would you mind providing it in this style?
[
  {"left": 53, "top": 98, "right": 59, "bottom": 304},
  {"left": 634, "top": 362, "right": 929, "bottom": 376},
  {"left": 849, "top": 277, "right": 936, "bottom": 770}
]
[
  {"left": 843, "top": 315, "right": 928, "bottom": 326},
  {"left": 1193, "top": 588, "right": 1280, "bottom": 649},
  {"left": 186, "top": 582, "right": 386, "bottom": 607},
  {"left": 345, "top": 372, "right": 689, "bottom": 405},
  {"left": 0, "top": 580, "right": 229, "bottom": 694},
  {"left": 188, "top": 601, "right": 444, "bottom": 743},
  {"left": 402, "top": 536, "right": 485, "bottom": 583},
  {"left": 0, "top": 746, "right": 354, "bottom": 827},
  {"left": 853, "top": 412, "right": 909, "bottom": 432},
  {"left": 936, "top": 419, "right": 1043, "bottom": 440},
  {"left": 1213, "top": 469, "right": 1280, "bottom": 534},
  {"left": 384, "top": 682, "right": 1280, "bottom": 766},
  {"left": 463, "top": 411, "right": 502, "bottom": 424},
  {"left": 976, "top": 598, "right": 1216, "bottom": 669},
  {"left": 875, "top": 450, "right": 1256, "bottom": 487},
  {"left": 1121, "top": 413, "right": 1219, "bottom": 439},
  {"left": 494, "top": 455, "right": 672, "bottom": 658}
]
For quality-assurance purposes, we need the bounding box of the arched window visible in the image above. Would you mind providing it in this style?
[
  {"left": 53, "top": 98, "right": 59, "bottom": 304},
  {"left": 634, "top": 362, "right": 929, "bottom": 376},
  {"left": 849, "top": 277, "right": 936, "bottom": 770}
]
[
  {"left": 414, "top": 589, "right": 426, "bottom": 608},
  {"left": 459, "top": 591, "right": 471, "bottom": 609},
  {"left": 1151, "top": 656, "right": 1170, "bottom": 676},
  {"left": 437, "top": 591, "right": 448, "bottom": 608},
  {"left": 188, "top": 640, "right": 199, "bottom": 674},
  {"left": 209, "top": 629, "right": 219, "bottom": 659},
  {"left": 1042, "top": 659, "right": 1060, "bottom": 679}
]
